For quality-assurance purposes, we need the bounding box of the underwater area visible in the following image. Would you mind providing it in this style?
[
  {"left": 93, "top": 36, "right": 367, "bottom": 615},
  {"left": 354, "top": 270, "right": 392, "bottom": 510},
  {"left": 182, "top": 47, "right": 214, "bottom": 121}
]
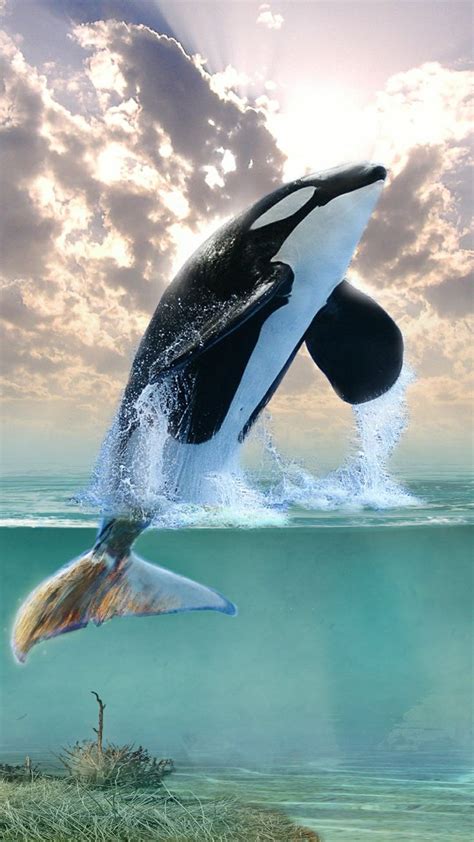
[
  {"left": 1, "top": 472, "right": 473, "bottom": 840},
  {"left": 1, "top": 384, "right": 473, "bottom": 841}
]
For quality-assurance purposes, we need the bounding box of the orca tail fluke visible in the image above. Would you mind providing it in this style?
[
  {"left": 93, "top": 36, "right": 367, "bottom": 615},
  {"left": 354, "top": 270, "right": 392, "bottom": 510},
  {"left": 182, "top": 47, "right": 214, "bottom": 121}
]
[{"left": 11, "top": 548, "right": 237, "bottom": 664}]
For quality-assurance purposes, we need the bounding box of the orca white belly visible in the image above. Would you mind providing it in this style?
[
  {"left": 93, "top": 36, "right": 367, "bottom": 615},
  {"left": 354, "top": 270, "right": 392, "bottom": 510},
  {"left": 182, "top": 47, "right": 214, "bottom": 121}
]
[{"left": 161, "top": 283, "right": 322, "bottom": 502}]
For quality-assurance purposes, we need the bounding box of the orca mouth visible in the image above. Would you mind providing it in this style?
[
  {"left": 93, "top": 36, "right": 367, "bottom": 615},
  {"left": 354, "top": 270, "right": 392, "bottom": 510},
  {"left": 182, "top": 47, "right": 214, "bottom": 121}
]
[
  {"left": 370, "top": 164, "right": 387, "bottom": 183},
  {"left": 301, "top": 161, "right": 388, "bottom": 197},
  {"left": 300, "top": 162, "right": 387, "bottom": 213},
  {"left": 342, "top": 162, "right": 388, "bottom": 191}
]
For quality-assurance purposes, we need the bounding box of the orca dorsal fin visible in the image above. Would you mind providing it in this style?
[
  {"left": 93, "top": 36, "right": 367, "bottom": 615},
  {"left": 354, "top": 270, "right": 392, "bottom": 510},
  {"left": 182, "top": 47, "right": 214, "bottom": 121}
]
[{"left": 305, "top": 280, "right": 403, "bottom": 404}]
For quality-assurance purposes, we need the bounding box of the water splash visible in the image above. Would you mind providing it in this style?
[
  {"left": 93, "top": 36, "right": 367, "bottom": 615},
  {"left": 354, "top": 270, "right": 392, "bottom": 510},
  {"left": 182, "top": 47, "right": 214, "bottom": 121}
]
[
  {"left": 263, "top": 365, "right": 418, "bottom": 512},
  {"left": 345, "top": 364, "right": 417, "bottom": 507},
  {"left": 79, "top": 379, "right": 283, "bottom": 527},
  {"left": 79, "top": 365, "right": 417, "bottom": 527},
  {"left": 80, "top": 381, "right": 174, "bottom": 516}
]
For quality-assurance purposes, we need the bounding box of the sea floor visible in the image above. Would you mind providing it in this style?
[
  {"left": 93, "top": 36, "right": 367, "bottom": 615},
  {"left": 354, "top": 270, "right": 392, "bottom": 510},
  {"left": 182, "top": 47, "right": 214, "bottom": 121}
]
[
  {"left": 1, "top": 757, "right": 470, "bottom": 841},
  {"left": 171, "top": 760, "right": 473, "bottom": 841}
]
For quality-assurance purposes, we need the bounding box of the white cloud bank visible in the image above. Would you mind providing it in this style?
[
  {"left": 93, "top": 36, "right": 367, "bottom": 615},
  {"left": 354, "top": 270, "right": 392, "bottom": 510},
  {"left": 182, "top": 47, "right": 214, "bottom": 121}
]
[{"left": 256, "top": 4, "right": 284, "bottom": 31}]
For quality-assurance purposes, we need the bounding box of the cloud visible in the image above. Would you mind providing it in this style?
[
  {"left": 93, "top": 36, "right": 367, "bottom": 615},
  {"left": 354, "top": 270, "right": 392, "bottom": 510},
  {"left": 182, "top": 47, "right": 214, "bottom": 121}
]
[
  {"left": 0, "top": 22, "right": 285, "bottom": 417},
  {"left": 291, "top": 61, "right": 474, "bottom": 468},
  {"left": 424, "top": 273, "right": 473, "bottom": 318},
  {"left": 74, "top": 22, "right": 285, "bottom": 215},
  {"left": 256, "top": 4, "right": 284, "bottom": 31},
  {"left": 346, "top": 63, "right": 473, "bottom": 426},
  {"left": 356, "top": 138, "right": 472, "bottom": 309}
]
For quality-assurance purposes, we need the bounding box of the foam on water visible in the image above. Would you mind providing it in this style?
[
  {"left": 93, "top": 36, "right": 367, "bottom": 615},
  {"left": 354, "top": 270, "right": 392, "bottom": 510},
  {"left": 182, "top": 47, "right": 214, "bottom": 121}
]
[
  {"left": 80, "top": 378, "right": 284, "bottom": 527},
  {"left": 263, "top": 365, "right": 417, "bottom": 513},
  {"left": 78, "top": 366, "right": 417, "bottom": 528}
]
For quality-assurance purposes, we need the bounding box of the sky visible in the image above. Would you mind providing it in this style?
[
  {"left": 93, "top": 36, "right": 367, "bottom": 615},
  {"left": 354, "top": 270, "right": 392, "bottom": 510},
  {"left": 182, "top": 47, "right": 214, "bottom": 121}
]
[{"left": 0, "top": 0, "right": 472, "bottom": 473}]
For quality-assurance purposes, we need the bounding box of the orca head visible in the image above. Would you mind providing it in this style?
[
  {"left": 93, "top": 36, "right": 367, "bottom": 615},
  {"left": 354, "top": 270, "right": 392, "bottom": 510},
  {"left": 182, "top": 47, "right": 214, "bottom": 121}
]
[
  {"left": 245, "top": 161, "right": 387, "bottom": 300},
  {"left": 174, "top": 162, "right": 386, "bottom": 309}
]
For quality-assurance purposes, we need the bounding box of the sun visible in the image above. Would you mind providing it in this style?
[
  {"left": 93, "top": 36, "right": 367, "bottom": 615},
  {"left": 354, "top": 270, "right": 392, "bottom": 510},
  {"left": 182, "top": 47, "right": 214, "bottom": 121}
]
[{"left": 268, "top": 84, "right": 379, "bottom": 180}]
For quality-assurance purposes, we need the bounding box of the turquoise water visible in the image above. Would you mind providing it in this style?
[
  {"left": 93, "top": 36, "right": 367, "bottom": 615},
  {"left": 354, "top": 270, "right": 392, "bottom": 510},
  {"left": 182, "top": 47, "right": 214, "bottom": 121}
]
[
  {"left": 0, "top": 472, "right": 472, "bottom": 839},
  {"left": 1, "top": 471, "right": 472, "bottom": 528}
]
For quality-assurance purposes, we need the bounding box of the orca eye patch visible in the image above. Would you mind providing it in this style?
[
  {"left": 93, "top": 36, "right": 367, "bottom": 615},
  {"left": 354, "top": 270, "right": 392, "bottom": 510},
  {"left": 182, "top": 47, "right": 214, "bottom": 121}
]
[{"left": 250, "top": 186, "right": 316, "bottom": 230}]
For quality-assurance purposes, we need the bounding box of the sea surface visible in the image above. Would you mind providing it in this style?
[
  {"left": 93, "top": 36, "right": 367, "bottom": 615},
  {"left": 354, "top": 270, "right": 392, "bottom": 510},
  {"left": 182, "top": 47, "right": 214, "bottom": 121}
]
[{"left": 0, "top": 470, "right": 472, "bottom": 840}]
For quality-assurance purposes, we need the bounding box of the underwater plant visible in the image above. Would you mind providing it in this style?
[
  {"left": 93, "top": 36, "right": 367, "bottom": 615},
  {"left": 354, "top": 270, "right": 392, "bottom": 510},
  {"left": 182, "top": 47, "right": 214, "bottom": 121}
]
[
  {"left": 0, "top": 757, "right": 40, "bottom": 784},
  {"left": 0, "top": 778, "right": 321, "bottom": 841},
  {"left": 59, "top": 691, "right": 173, "bottom": 788},
  {"left": 59, "top": 740, "right": 173, "bottom": 788}
]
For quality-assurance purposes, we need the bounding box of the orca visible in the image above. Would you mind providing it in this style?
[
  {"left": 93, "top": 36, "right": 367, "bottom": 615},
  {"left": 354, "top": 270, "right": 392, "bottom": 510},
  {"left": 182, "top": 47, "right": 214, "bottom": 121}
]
[{"left": 12, "top": 162, "right": 403, "bottom": 662}]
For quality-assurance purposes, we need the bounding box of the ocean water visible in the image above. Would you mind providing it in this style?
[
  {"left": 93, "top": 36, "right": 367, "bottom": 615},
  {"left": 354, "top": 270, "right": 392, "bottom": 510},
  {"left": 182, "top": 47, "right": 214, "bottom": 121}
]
[{"left": 0, "top": 468, "right": 472, "bottom": 840}]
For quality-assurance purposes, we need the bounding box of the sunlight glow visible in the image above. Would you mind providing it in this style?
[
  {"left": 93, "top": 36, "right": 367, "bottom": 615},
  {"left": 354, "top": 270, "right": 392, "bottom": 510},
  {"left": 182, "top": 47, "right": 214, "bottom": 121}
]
[
  {"left": 94, "top": 143, "right": 160, "bottom": 188},
  {"left": 169, "top": 215, "right": 230, "bottom": 276},
  {"left": 269, "top": 85, "right": 378, "bottom": 179}
]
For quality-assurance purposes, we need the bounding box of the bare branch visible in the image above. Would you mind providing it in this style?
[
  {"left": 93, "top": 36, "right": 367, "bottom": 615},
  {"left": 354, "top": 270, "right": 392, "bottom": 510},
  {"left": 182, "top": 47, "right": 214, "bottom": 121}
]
[
  {"left": 90, "top": 691, "right": 103, "bottom": 706},
  {"left": 90, "top": 691, "right": 106, "bottom": 755}
]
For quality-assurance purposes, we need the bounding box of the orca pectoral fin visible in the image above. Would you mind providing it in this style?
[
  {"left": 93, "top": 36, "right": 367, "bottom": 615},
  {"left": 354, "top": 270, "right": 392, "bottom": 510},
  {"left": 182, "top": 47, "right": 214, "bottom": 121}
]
[
  {"left": 149, "top": 263, "right": 294, "bottom": 380},
  {"left": 305, "top": 280, "right": 404, "bottom": 404}
]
